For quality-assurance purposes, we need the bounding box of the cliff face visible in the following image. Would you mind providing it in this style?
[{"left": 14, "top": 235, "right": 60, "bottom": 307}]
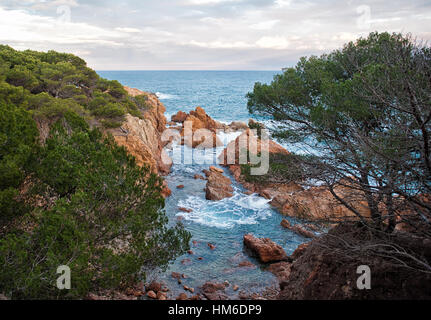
[
  {"left": 105, "top": 87, "right": 173, "bottom": 197},
  {"left": 108, "top": 86, "right": 172, "bottom": 176}
]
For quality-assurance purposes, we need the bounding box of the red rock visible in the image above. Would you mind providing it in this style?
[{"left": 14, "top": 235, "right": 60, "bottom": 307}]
[
  {"left": 171, "top": 272, "right": 181, "bottom": 279},
  {"left": 291, "top": 242, "right": 311, "bottom": 260},
  {"left": 202, "top": 169, "right": 211, "bottom": 177},
  {"left": 187, "top": 250, "right": 194, "bottom": 255},
  {"left": 177, "top": 185, "right": 185, "bottom": 189},
  {"left": 292, "top": 225, "right": 315, "bottom": 239},
  {"left": 208, "top": 243, "right": 216, "bottom": 250},
  {"left": 281, "top": 219, "right": 292, "bottom": 229},
  {"left": 178, "top": 207, "right": 192, "bottom": 213},
  {"left": 171, "top": 111, "right": 188, "bottom": 123},
  {"left": 238, "top": 260, "right": 256, "bottom": 268},
  {"left": 243, "top": 234, "right": 288, "bottom": 263},
  {"left": 201, "top": 282, "right": 228, "bottom": 300},
  {"left": 194, "top": 174, "right": 205, "bottom": 180},
  {"left": 233, "top": 285, "right": 239, "bottom": 291},
  {"left": 157, "top": 291, "right": 167, "bottom": 300},
  {"left": 147, "top": 291, "right": 157, "bottom": 299},
  {"left": 205, "top": 169, "right": 233, "bottom": 201},
  {"left": 198, "top": 257, "right": 204, "bottom": 260},
  {"left": 176, "top": 293, "right": 188, "bottom": 300},
  {"left": 146, "top": 281, "right": 162, "bottom": 293},
  {"left": 267, "top": 262, "right": 292, "bottom": 281},
  {"left": 209, "top": 166, "right": 224, "bottom": 173},
  {"left": 281, "top": 220, "right": 315, "bottom": 238}
]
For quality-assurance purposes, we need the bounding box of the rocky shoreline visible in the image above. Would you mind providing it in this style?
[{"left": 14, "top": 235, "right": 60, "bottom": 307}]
[
  {"left": 90, "top": 87, "right": 430, "bottom": 301},
  {"left": 94, "top": 88, "right": 346, "bottom": 300}
]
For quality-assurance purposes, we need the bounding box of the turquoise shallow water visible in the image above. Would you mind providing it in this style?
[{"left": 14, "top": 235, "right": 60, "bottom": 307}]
[{"left": 97, "top": 71, "right": 309, "bottom": 298}]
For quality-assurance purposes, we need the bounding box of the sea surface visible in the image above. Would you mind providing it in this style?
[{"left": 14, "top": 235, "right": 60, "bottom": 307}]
[{"left": 97, "top": 71, "right": 309, "bottom": 298}]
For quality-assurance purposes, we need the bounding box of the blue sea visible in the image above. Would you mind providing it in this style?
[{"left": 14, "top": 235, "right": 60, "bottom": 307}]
[
  {"left": 97, "top": 70, "right": 278, "bottom": 123},
  {"left": 97, "top": 71, "right": 308, "bottom": 299}
]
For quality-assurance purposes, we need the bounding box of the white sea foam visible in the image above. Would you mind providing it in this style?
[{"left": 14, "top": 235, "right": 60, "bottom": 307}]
[
  {"left": 156, "top": 92, "right": 178, "bottom": 100},
  {"left": 217, "top": 131, "right": 242, "bottom": 146},
  {"left": 176, "top": 191, "right": 273, "bottom": 229}
]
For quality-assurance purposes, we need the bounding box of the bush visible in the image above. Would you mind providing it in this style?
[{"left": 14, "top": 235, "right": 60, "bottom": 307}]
[{"left": 0, "top": 115, "right": 191, "bottom": 299}]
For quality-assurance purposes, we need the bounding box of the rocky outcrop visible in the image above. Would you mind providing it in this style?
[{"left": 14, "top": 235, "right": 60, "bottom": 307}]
[
  {"left": 218, "top": 129, "right": 371, "bottom": 222},
  {"left": 278, "top": 224, "right": 431, "bottom": 299},
  {"left": 170, "top": 107, "right": 249, "bottom": 149},
  {"left": 181, "top": 107, "right": 224, "bottom": 148},
  {"left": 171, "top": 111, "right": 188, "bottom": 123},
  {"left": 243, "top": 234, "right": 289, "bottom": 263},
  {"left": 271, "top": 185, "right": 371, "bottom": 222},
  {"left": 205, "top": 166, "right": 233, "bottom": 201},
  {"left": 106, "top": 87, "right": 173, "bottom": 197}
]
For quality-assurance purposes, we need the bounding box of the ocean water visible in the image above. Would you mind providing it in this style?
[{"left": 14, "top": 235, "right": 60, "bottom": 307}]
[
  {"left": 97, "top": 71, "right": 309, "bottom": 299},
  {"left": 97, "top": 71, "right": 278, "bottom": 123}
]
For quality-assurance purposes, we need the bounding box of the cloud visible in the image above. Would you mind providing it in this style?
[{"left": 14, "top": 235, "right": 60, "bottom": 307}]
[
  {"left": 256, "top": 36, "right": 289, "bottom": 49},
  {"left": 250, "top": 19, "right": 279, "bottom": 30},
  {"left": 0, "top": 0, "right": 430, "bottom": 70}
]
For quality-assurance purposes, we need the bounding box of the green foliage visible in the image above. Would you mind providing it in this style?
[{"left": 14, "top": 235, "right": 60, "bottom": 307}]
[
  {"left": 0, "top": 45, "right": 191, "bottom": 299},
  {"left": 247, "top": 32, "right": 431, "bottom": 230},
  {"left": 0, "top": 102, "right": 38, "bottom": 225},
  {"left": 0, "top": 45, "right": 145, "bottom": 126},
  {"left": 0, "top": 115, "right": 190, "bottom": 299},
  {"left": 241, "top": 152, "right": 308, "bottom": 184}
]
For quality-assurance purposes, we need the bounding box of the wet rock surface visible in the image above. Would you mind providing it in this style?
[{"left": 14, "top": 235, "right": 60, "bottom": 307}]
[{"left": 243, "top": 234, "right": 289, "bottom": 263}]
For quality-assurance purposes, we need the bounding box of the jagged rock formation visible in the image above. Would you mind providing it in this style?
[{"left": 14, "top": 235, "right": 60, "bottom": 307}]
[
  {"left": 218, "top": 129, "right": 371, "bottom": 222},
  {"left": 205, "top": 166, "right": 233, "bottom": 201},
  {"left": 106, "top": 87, "right": 173, "bottom": 197},
  {"left": 171, "top": 107, "right": 248, "bottom": 149}
]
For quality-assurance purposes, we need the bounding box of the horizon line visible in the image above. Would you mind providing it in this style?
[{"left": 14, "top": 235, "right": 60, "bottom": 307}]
[{"left": 95, "top": 69, "right": 282, "bottom": 72}]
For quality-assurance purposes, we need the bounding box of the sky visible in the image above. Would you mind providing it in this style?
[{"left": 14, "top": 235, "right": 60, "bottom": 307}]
[{"left": 0, "top": 0, "right": 430, "bottom": 70}]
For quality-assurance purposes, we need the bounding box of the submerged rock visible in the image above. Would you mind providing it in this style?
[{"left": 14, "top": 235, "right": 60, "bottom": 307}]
[
  {"left": 200, "top": 282, "right": 228, "bottom": 300},
  {"left": 243, "top": 234, "right": 288, "bottom": 263}
]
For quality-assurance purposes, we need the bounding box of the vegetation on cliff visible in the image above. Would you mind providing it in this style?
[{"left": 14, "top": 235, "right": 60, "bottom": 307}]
[{"left": 0, "top": 46, "right": 190, "bottom": 299}]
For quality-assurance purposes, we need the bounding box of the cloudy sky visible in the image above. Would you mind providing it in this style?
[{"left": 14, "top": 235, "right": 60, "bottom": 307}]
[{"left": 0, "top": 0, "right": 430, "bottom": 70}]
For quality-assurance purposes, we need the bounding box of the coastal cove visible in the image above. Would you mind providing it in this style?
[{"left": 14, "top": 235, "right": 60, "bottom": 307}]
[{"left": 98, "top": 71, "right": 311, "bottom": 299}]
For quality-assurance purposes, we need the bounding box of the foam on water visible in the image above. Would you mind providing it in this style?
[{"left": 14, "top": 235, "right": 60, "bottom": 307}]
[
  {"left": 217, "top": 131, "right": 242, "bottom": 146},
  {"left": 177, "top": 191, "right": 273, "bottom": 229},
  {"left": 155, "top": 92, "right": 178, "bottom": 100},
  {"left": 97, "top": 71, "right": 310, "bottom": 299}
]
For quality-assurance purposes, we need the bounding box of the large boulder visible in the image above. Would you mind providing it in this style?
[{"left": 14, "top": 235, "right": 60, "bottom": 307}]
[
  {"left": 243, "top": 234, "right": 288, "bottom": 263},
  {"left": 205, "top": 167, "right": 233, "bottom": 201}
]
